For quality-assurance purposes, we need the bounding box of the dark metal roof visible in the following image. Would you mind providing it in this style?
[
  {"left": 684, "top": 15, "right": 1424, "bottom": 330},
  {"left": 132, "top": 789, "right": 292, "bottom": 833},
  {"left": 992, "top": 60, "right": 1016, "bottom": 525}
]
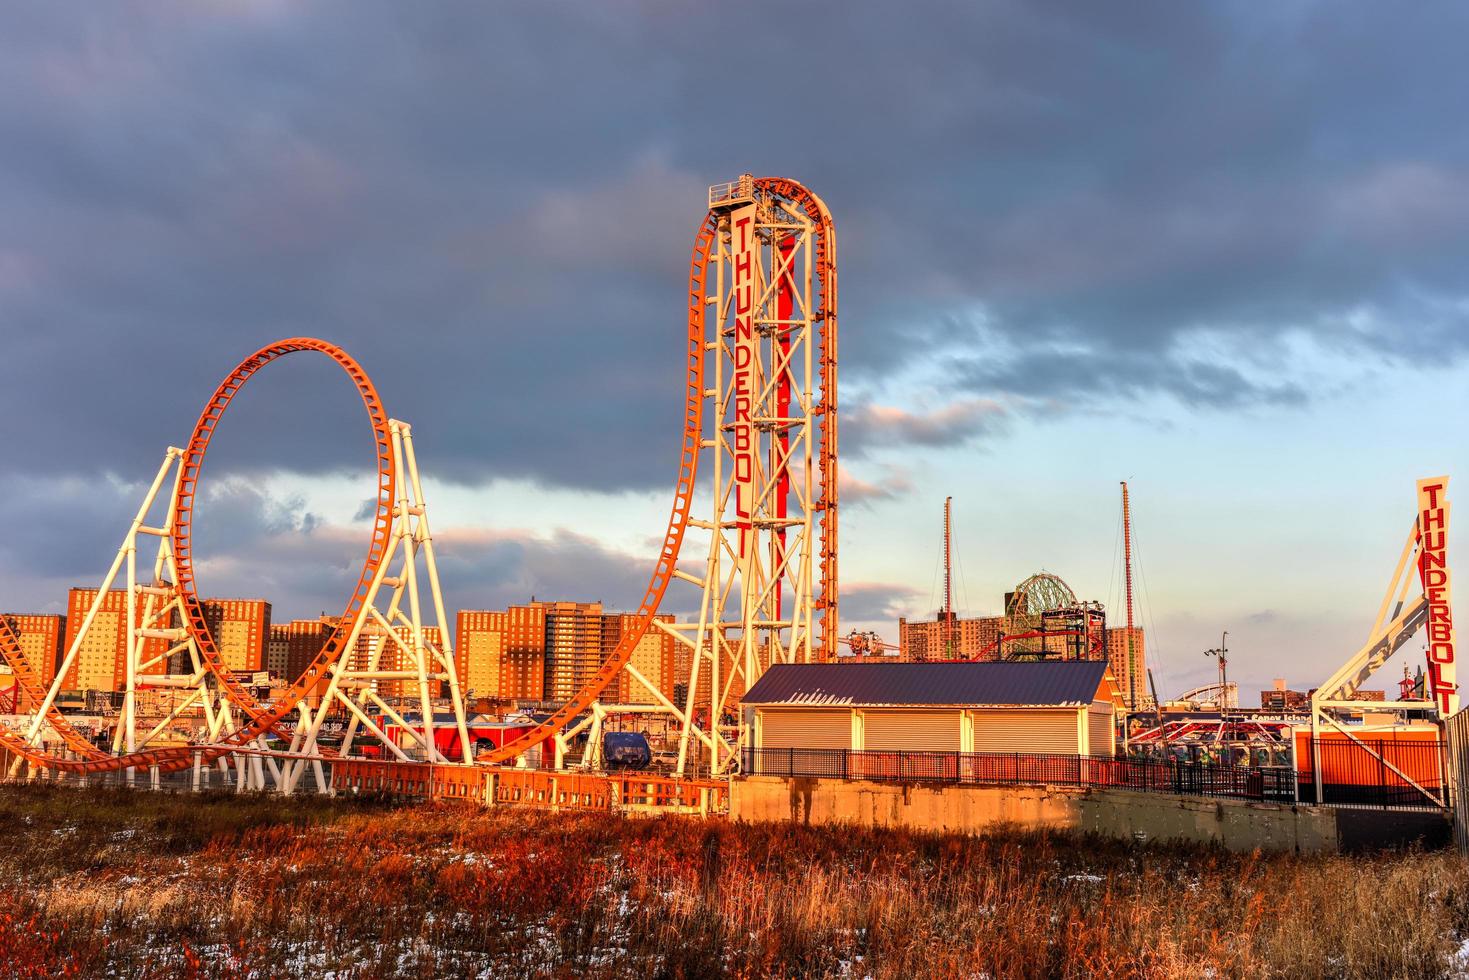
[{"left": 742, "top": 660, "right": 1111, "bottom": 708}]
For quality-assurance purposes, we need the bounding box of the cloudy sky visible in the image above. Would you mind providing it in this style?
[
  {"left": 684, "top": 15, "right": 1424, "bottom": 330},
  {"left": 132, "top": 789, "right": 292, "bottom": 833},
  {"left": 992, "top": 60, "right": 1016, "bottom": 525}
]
[{"left": 2, "top": 2, "right": 1467, "bottom": 701}]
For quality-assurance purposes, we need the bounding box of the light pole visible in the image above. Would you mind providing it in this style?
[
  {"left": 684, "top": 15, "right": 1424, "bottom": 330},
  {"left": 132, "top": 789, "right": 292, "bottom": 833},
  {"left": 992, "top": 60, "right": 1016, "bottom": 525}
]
[{"left": 1205, "top": 630, "right": 1229, "bottom": 708}]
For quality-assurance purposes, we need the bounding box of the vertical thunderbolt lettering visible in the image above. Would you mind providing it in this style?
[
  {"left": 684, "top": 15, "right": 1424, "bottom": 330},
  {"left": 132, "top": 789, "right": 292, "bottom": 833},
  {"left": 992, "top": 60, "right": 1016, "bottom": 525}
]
[
  {"left": 1416, "top": 477, "right": 1459, "bottom": 715},
  {"left": 732, "top": 205, "right": 757, "bottom": 558}
]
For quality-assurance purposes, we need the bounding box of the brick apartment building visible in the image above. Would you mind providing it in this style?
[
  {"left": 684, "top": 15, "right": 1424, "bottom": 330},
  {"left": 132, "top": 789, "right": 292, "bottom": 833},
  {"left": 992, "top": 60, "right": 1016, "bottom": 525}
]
[
  {"left": 899, "top": 610, "right": 1146, "bottom": 709},
  {"left": 456, "top": 602, "right": 679, "bottom": 707},
  {"left": 266, "top": 617, "right": 338, "bottom": 683},
  {"left": 200, "top": 599, "right": 271, "bottom": 673},
  {"left": 898, "top": 615, "right": 1005, "bottom": 662},
  {"left": 1103, "top": 626, "right": 1146, "bottom": 711},
  {"left": 62, "top": 588, "right": 168, "bottom": 692},
  {"left": 0, "top": 614, "right": 66, "bottom": 710},
  {"left": 601, "top": 612, "right": 677, "bottom": 705},
  {"left": 348, "top": 624, "right": 444, "bottom": 700},
  {"left": 542, "top": 601, "right": 604, "bottom": 703},
  {"left": 455, "top": 605, "right": 549, "bottom": 702}
]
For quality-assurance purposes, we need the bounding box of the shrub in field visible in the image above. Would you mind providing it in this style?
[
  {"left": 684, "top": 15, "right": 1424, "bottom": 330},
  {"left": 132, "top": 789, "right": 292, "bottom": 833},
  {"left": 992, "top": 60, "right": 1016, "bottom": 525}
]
[
  {"left": 0, "top": 785, "right": 1464, "bottom": 978},
  {"left": 0, "top": 910, "right": 84, "bottom": 978}
]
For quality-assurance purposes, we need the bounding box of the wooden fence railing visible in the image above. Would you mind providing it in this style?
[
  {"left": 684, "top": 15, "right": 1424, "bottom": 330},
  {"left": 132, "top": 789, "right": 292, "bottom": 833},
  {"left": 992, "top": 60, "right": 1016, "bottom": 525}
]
[{"left": 330, "top": 759, "right": 728, "bottom": 815}]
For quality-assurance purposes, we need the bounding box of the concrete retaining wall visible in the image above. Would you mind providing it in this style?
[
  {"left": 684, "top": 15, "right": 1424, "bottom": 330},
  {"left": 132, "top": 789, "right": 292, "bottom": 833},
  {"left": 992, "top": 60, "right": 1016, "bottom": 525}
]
[
  {"left": 731, "top": 776, "right": 1340, "bottom": 853},
  {"left": 734, "top": 775, "right": 1082, "bottom": 835},
  {"left": 1076, "top": 787, "right": 1337, "bottom": 853}
]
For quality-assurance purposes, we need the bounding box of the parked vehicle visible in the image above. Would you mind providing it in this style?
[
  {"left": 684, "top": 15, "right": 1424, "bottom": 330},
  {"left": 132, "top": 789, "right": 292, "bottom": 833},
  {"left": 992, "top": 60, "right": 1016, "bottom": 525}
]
[{"left": 602, "top": 730, "right": 652, "bottom": 769}]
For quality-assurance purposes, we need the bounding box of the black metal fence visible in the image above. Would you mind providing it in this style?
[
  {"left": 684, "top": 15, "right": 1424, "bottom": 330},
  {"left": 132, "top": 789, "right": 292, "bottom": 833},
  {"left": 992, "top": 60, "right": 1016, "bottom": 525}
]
[
  {"left": 742, "top": 747, "right": 1298, "bottom": 804},
  {"left": 1447, "top": 710, "right": 1468, "bottom": 855},
  {"left": 742, "top": 743, "right": 1449, "bottom": 810}
]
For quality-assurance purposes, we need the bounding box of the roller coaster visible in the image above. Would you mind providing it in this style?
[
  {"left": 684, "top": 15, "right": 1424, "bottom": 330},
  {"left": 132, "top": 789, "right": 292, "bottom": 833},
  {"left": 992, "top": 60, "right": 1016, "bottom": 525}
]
[
  {"left": 0, "top": 175, "right": 837, "bottom": 794},
  {"left": 3, "top": 174, "right": 1460, "bottom": 813}
]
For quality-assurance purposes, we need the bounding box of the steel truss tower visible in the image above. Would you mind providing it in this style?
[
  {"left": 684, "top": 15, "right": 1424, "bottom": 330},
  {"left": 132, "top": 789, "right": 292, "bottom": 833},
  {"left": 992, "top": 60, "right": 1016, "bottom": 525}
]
[
  {"left": 668, "top": 176, "right": 836, "bottom": 773},
  {"left": 480, "top": 174, "right": 838, "bottom": 779}
]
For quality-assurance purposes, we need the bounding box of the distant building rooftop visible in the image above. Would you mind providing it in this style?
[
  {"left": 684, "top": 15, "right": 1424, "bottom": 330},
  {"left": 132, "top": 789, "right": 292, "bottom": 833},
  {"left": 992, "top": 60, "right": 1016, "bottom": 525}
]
[{"left": 744, "top": 660, "right": 1116, "bottom": 708}]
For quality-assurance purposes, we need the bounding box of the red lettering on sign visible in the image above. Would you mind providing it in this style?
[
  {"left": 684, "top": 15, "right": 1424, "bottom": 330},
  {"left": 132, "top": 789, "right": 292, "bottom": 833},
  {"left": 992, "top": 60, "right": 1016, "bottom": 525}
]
[
  {"left": 732, "top": 207, "right": 757, "bottom": 558},
  {"left": 1416, "top": 477, "right": 1457, "bottom": 715}
]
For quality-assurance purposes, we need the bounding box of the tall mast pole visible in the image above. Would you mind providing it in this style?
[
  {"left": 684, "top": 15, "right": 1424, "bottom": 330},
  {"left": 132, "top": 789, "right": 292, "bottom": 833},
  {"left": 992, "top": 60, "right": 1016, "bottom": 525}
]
[
  {"left": 944, "top": 496, "right": 954, "bottom": 659},
  {"left": 1219, "top": 630, "right": 1229, "bottom": 707},
  {"left": 1121, "top": 482, "right": 1137, "bottom": 708}
]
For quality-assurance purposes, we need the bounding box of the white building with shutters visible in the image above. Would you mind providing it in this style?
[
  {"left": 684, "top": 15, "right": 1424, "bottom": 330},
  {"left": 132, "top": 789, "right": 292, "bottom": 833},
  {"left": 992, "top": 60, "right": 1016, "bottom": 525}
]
[{"left": 743, "top": 660, "right": 1123, "bottom": 759}]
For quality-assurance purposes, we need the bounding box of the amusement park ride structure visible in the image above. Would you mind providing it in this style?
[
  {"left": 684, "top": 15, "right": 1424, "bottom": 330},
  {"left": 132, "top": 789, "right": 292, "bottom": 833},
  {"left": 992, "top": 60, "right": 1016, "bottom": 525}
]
[
  {"left": 0, "top": 176, "right": 1459, "bottom": 803},
  {"left": 0, "top": 340, "right": 474, "bottom": 791},
  {"left": 476, "top": 174, "right": 838, "bottom": 777},
  {"left": 1307, "top": 477, "right": 1459, "bottom": 806},
  {"left": 0, "top": 175, "right": 838, "bottom": 788},
  {"left": 1170, "top": 682, "right": 1240, "bottom": 711}
]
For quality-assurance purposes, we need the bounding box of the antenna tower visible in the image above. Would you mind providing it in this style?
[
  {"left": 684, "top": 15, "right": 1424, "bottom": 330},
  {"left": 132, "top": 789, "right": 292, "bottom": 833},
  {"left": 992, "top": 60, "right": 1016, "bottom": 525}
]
[
  {"left": 1121, "top": 481, "right": 1138, "bottom": 707},
  {"left": 944, "top": 496, "right": 954, "bottom": 658}
]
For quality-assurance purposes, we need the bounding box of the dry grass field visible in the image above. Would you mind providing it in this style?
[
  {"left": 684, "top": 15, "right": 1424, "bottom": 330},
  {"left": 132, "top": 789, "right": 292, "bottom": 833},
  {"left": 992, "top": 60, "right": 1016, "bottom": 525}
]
[{"left": 0, "top": 783, "right": 1464, "bottom": 978}]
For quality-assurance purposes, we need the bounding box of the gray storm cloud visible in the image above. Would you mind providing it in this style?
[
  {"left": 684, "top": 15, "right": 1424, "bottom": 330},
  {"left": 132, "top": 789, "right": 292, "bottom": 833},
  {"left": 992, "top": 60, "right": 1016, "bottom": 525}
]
[{"left": 1, "top": 2, "right": 1467, "bottom": 620}]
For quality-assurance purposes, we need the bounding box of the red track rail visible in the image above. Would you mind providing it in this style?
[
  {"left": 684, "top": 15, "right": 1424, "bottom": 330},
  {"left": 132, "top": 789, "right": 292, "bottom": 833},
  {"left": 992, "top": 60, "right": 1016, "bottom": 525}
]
[
  {"left": 2, "top": 177, "right": 836, "bottom": 776},
  {"left": 758, "top": 177, "right": 840, "bottom": 656},
  {"left": 480, "top": 175, "right": 837, "bottom": 764},
  {"left": 476, "top": 211, "right": 717, "bottom": 765},
  {"left": 0, "top": 339, "right": 394, "bottom": 774},
  {"left": 171, "top": 339, "right": 395, "bottom": 745},
  {"left": 0, "top": 616, "right": 108, "bottom": 759}
]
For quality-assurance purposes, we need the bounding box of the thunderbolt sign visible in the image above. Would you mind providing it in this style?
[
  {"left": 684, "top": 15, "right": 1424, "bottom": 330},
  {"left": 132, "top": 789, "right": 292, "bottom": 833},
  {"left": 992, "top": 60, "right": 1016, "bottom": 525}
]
[{"left": 1417, "top": 476, "right": 1459, "bottom": 716}]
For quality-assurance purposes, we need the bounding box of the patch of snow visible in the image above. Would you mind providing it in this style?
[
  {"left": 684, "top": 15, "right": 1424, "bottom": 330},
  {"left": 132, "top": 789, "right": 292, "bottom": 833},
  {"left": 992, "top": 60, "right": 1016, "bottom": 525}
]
[{"left": 1448, "top": 937, "right": 1469, "bottom": 979}]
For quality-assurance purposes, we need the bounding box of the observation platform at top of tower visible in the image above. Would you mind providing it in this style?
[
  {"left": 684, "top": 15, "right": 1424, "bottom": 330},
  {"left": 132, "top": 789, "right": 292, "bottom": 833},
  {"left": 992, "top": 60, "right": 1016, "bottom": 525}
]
[{"left": 708, "top": 175, "right": 756, "bottom": 210}]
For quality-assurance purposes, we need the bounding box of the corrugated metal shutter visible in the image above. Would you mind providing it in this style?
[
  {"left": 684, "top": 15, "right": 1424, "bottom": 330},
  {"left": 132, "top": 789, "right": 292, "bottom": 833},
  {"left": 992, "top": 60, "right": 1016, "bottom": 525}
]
[
  {"left": 1087, "top": 705, "right": 1115, "bottom": 757},
  {"left": 862, "top": 710, "right": 961, "bottom": 751},
  {"left": 971, "top": 709, "right": 1079, "bottom": 755},
  {"left": 759, "top": 708, "right": 851, "bottom": 749}
]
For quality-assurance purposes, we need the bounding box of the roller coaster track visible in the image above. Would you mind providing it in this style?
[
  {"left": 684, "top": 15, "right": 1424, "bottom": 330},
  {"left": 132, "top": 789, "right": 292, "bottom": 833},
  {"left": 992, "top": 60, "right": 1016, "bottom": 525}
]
[
  {"left": 475, "top": 209, "right": 716, "bottom": 765},
  {"left": 1, "top": 175, "right": 836, "bottom": 777},
  {"left": 0, "top": 616, "right": 108, "bottom": 760},
  {"left": 170, "top": 339, "right": 395, "bottom": 744},
  {"left": 0, "top": 339, "right": 393, "bottom": 774},
  {"left": 480, "top": 176, "right": 838, "bottom": 765}
]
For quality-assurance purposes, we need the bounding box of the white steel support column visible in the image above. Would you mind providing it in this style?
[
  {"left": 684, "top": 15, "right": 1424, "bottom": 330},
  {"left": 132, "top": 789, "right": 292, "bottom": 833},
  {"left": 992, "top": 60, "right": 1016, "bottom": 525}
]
[
  {"left": 287, "top": 419, "right": 473, "bottom": 788},
  {"left": 18, "top": 450, "right": 181, "bottom": 756},
  {"left": 10, "top": 447, "right": 230, "bottom": 778},
  {"left": 671, "top": 180, "right": 825, "bottom": 777},
  {"left": 6, "top": 418, "right": 471, "bottom": 793}
]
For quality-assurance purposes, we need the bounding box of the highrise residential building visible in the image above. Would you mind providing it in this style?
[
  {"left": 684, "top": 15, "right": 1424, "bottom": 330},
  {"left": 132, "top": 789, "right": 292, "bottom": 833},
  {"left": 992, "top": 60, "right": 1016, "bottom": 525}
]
[
  {"left": 897, "top": 586, "right": 1146, "bottom": 708},
  {"left": 456, "top": 611, "right": 504, "bottom": 702},
  {"left": 350, "top": 625, "right": 444, "bottom": 700},
  {"left": 0, "top": 614, "right": 66, "bottom": 710},
  {"left": 601, "top": 613, "right": 676, "bottom": 704},
  {"left": 1103, "top": 626, "right": 1147, "bottom": 711},
  {"left": 265, "top": 628, "right": 288, "bottom": 679},
  {"left": 266, "top": 618, "right": 338, "bottom": 684},
  {"left": 456, "top": 603, "right": 688, "bottom": 706},
  {"left": 541, "top": 601, "right": 603, "bottom": 704},
  {"left": 454, "top": 605, "right": 547, "bottom": 702},
  {"left": 62, "top": 589, "right": 168, "bottom": 692},
  {"left": 200, "top": 599, "right": 271, "bottom": 673},
  {"left": 898, "top": 615, "right": 1006, "bottom": 661}
]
